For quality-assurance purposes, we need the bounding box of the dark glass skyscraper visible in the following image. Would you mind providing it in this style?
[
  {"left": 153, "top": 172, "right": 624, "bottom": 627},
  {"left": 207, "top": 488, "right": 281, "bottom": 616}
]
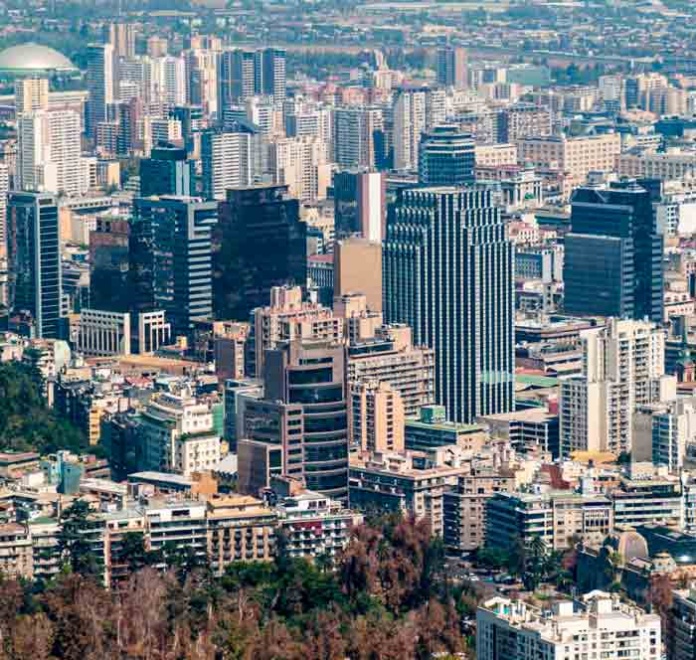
[
  {"left": 7, "top": 192, "right": 62, "bottom": 338},
  {"left": 384, "top": 186, "right": 514, "bottom": 423},
  {"left": 139, "top": 144, "right": 194, "bottom": 198},
  {"left": 213, "top": 185, "right": 307, "bottom": 320},
  {"left": 564, "top": 182, "right": 663, "bottom": 323},
  {"left": 130, "top": 196, "right": 218, "bottom": 336},
  {"left": 418, "top": 125, "right": 475, "bottom": 186}
]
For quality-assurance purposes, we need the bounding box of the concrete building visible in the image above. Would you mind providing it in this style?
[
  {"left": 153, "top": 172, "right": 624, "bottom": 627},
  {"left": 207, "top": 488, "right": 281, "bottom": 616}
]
[
  {"left": 269, "top": 136, "right": 332, "bottom": 202},
  {"left": 486, "top": 490, "right": 614, "bottom": 551},
  {"left": 611, "top": 478, "right": 683, "bottom": 529},
  {"left": 0, "top": 523, "right": 33, "bottom": 579},
  {"left": 404, "top": 404, "right": 486, "bottom": 452},
  {"left": 350, "top": 380, "right": 404, "bottom": 452},
  {"left": 560, "top": 319, "right": 675, "bottom": 457},
  {"left": 436, "top": 47, "right": 468, "bottom": 89},
  {"left": 347, "top": 324, "right": 435, "bottom": 416},
  {"left": 333, "top": 237, "right": 382, "bottom": 313},
  {"left": 418, "top": 125, "right": 475, "bottom": 186},
  {"left": 76, "top": 309, "right": 131, "bottom": 357},
  {"left": 617, "top": 151, "right": 696, "bottom": 180},
  {"left": 85, "top": 44, "right": 114, "bottom": 138},
  {"left": 392, "top": 89, "right": 426, "bottom": 172},
  {"left": 333, "top": 106, "right": 383, "bottom": 170},
  {"left": 480, "top": 407, "right": 559, "bottom": 456},
  {"left": 477, "top": 592, "right": 660, "bottom": 660},
  {"left": 669, "top": 588, "right": 696, "bottom": 660},
  {"left": 333, "top": 169, "right": 385, "bottom": 241},
  {"left": 475, "top": 142, "right": 517, "bottom": 167},
  {"left": 15, "top": 77, "right": 49, "bottom": 115},
  {"left": 201, "top": 131, "right": 251, "bottom": 200}
]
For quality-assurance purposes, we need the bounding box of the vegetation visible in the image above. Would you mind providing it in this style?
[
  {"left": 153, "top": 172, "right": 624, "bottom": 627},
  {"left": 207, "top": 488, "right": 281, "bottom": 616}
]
[
  {"left": 0, "top": 516, "right": 472, "bottom": 659},
  {"left": 0, "top": 361, "right": 87, "bottom": 455}
]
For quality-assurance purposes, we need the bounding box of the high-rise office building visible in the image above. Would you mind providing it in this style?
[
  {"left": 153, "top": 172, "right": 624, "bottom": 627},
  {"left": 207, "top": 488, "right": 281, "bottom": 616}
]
[
  {"left": 384, "top": 186, "right": 514, "bottom": 423},
  {"left": 261, "top": 48, "right": 286, "bottom": 101},
  {"left": 85, "top": 44, "right": 115, "bottom": 138},
  {"left": 334, "top": 238, "right": 382, "bottom": 313},
  {"left": 392, "top": 89, "right": 426, "bottom": 172},
  {"left": 154, "top": 56, "right": 187, "bottom": 108},
  {"left": 104, "top": 23, "right": 136, "bottom": 59},
  {"left": 564, "top": 181, "right": 664, "bottom": 323},
  {"left": 130, "top": 196, "right": 218, "bottom": 336},
  {"left": 185, "top": 49, "right": 218, "bottom": 118},
  {"left": 333, "top": 170, "right": 385, "bottom": 241},
  {"left": 213, "top": 185, "right": 307, "bottom": 320},
  {"left": 14, "top": 78, "right": 49, "bottom": 116},
  {"left": 418, "top": 125, "right": 475, "bottom": 186},
  {"left": 89, "top": 212, "right": 130, "bottom": 313},
  {"left": 240, "top": 339, "right": 349, "bottom": 501},
  {"left": 139, "top": 144, "right": 194, "bottom": 197},
  {"left": 17, "top": 110, "right": 84, "bottom": 196},
  {"left": 218, "top": 49, "right": 257, "bottom": 111},
  {"left": 436, "top": 47, "right": 468, "bottom": 89},
  {"left": 7, "top": 192, "right": 62, "bottom": 338},
  {"left": 201, "top": 130, "right": 252, "bottom": 200}
]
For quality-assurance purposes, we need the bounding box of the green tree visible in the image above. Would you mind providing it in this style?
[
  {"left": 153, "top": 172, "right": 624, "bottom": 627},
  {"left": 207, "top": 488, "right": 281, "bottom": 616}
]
[{"left": 58, "top": 500, "right": 100, "bottom": 577}]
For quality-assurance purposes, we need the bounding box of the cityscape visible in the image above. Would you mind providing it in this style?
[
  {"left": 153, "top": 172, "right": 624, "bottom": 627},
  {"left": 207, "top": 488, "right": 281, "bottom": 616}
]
[{"left": 4, "top": 0, "right": 696, "bottom": 657}]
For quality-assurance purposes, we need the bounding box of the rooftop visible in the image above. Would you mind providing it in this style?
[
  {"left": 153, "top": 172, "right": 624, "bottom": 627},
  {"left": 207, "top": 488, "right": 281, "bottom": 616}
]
[{"left": 0, "top": 43, "right": 76, "bottom": 73}]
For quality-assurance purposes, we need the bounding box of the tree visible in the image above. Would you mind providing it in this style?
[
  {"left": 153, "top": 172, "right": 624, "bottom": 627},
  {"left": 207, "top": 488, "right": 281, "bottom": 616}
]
[{"left": 58, "top": 500, "right": 101, "bottom": 577}]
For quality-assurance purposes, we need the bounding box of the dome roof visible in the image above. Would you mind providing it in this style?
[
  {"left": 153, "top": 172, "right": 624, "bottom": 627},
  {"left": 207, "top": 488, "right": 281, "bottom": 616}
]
[{"left": 0, "top": 43, "right": 76, "bottom": 73}]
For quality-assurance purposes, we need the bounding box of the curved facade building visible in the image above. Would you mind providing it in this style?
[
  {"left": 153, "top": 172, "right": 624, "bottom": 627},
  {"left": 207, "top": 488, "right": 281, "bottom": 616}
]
[{"left": 0, "top": 43, "right": 76, "bottom": 76}]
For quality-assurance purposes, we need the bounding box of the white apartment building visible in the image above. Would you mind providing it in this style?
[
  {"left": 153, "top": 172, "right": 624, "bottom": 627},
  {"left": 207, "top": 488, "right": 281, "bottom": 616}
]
[
  {"left": 560, "top": 318, "right": 676, "bottom": 457},
  {"left": 201, "top": 131, "right": 251, "bottom": 199},
  {"left": 15, "top": 77, "right": 49, "bottom": 115},
  {"left": 138, "top": 391, "right": 221, "bottom": 476},
  {"left": 392, "top": 89, "right": 426, "bottom": 172},
  {"left": 155, "top": 55, "right": 187, "bottom": 107},
  {"left": 477, "top": 592, "right": 661, "bottom": 660},
  {"left": 333, "top": 106, "right": 383, "bottom": 170},
  {"left": 18, "top": 109, "right": 85, "bottom": 196},
  {"left": 269, "top": 136, "right": 332, "bottom": 202}
]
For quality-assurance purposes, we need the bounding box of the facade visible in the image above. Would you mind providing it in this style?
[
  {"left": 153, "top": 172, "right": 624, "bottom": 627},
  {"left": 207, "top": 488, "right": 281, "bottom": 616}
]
[
  {"left": 564, "top": 182, "right": 664, "bottom": 323},
  {"left": 384, "top": 186, "right": 514, "bottom": 423},
  {"left": 139, "top": 144, "right": 194, "bottom": 198},
  {"left": 76, "top": 309, "right": 131, "bottom": 356},
  {"left": 130, "top": 196, "right": 218, "bottom": 337},
  {"left": 418, "top": 125, "right": 475, "bottom": 186},
  {"left": 15, "top": 77, "right": 49, "bottom": 115},
  {"left": 0, "top": 523, "right": 33, "bottom": 579},
  {"left": 477, "top": 593, "right": 660, "bottom": 660},
  {"left": 213, "top": 185, "right": 307, "bottom": 320},
  {"left": 436, "top": 47, "right": 468, "bottom": 89},
  {"left": 405, "top": 405, "right": 486, "bottom": 452},
  {"left": 334, "top": 238, "right": 382, "bottom": 313},
  {"left": 201, "top": 131, "right": 251, "bottom": 200},
  {"left": 611, "top": 478, "right": 683, "bottom": 528},
  {"left": 85, "top": 44, "right": 115, "bottom": 138},
  {"left": 333, "top": 169, "right": 385, "bottom": 241},
  {"left": 7, "top": 192, "right": 62, "bottom": 339},
  {"left": 333, "top": 106, "right": 383, "bottom": 170},
  {"left": 670, "top": 589, "right": 696, "bottom": 660},
  {"left": 269, "top": 136, "right": 331, "bottom": 202},
  {"left": 350, "top": 380, "right": 405, "bottom": 452},
  {"left": 559, "top": 319, "right": 674, "bottom": 456},
  {"left": 392, "top": 89, "right": 426, "bottom": 172}
]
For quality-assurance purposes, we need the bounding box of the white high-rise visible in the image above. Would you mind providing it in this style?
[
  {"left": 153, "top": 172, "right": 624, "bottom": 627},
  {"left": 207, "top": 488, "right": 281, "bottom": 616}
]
[
  {"left": 18, "top": 110, "right": 84, "bottom": 196},
  {"left": 158, "top": 56, "right": 187, "bottom": 107},
  {"left": 560, "top": 318, "right": 676, "bottom": 457},
  {"left": 477, "top": 593, "right": 660, "bottom": 660},
  {"left": 201, "top": 131, "right": 252, "bottom": 200},
  {"left": 392, "top": 89, "right": 426, "bottom": 171},
  {"left": 269, "top": 136, "right": 332, "bottom": 202},
  {"left": 15, "top": 78, "right": 49, "bottom": 116}
]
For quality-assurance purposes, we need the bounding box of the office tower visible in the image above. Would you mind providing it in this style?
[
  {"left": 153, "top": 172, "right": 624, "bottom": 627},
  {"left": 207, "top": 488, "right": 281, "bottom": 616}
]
[
  {"left": 218, "top": 49, "right": 256, "bottom": 112},
  {"left": 186, "top": 49, "right": 218, "bottom": 118},
  {"left": 213, "top": 185, "right": 307, "bottom": 320},
  {"left": 334, "top": 238, "right": 382, "bottom": 313},
  {"left": 130, "top": 196, "right": 218, "bottom": 336},
  {"left": 333, "top": 170, "right": 385, "bottom": 241},
  {"left": 242, "top": 340, "right": 348, "bottom": 500},
  {"left": 350, "top": 380, "right": 404, "bottom": 453},
  {"left": 154, "top": 56, "right": 187, "bottom": 107},
  {"left": 384, "top": 186, "right": 514, "bottom": 423},
  {"left": 436, "top": 47, "right": 468, "bottom": 89},
  {"left": 201, "top": 130, "right": 252, "bottom": 200},
  {"left": 392, "top": 89, "right": 426, "bottom": 172},
  {"left": 7, "top": 192, "right": 62, "bottom": 338},
  {"left": 333, "top": 106, "right": 384, "bottom": 170},
  {"left": 249, "top": 285, "right": 343, "bottom": 378},
  {"left": 113, "top": 97, "right": 141, "bottom": 157},
  {"left": 105, "top": 23, "right": 136, "bottom": 59},
  {"left": 564, "top": 181, "right": 664, "bottom": 323},
  {"left": 147, "top": 36, "right": 168, "bottom": 58},
  {"left": 0, "top": 164, "right": 8, "bottom": 258},
  {"left": 86, "top": 44, "right": 115, "bottom": 138},
  {"left": 18, "top": 110, "right": 83, "bottom": 196},
  {"left": 89, "top": 212, "right": 130, "bottom": 313},
  {"left": 14, "top": 78, "right": 49, "bottom": 115},
  {"left": 418, "top": 125, "right": 475, "bottom": 186},
  {"left": 269, "top": 136, "right": 331, "bottom": 202},
  {"left": 261, "top": 48, "right": 286, "bottom": 101},
  {"left": 140, "top": 144, "right": 194, "bottom": 197},
  {"left": 560, "top": 318, "right": 674, "bottom": 457}
]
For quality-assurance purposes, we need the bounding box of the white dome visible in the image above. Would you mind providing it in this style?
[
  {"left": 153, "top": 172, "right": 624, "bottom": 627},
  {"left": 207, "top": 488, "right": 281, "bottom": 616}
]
[{"left": 0, "top": 43, "right": 76, "bottom": 73}]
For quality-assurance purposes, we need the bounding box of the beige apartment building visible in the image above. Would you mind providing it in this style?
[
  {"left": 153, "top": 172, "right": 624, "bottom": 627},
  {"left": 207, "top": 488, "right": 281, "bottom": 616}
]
[
  {"left": 333, "top": 237, "right": 382, "bottom": 313},
  {"left": 475, "top": 143, "right": 518, "bottom": 167},
  {"left": 518, "top": 133, "right": 621, "bottom": 185},
  {"left": 350, "top": 380, "right": 405, "bottom": 452},
  {"left": 617, "top": 150, "right": 696, "bottom": 180}
]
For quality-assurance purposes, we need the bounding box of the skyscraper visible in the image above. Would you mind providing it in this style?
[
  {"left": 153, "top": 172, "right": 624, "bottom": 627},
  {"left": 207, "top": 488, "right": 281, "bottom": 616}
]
[
  {"left": 333, "top": 170, "right": 385, "bottom": 241},
  {"left": 213, "top": 185, "right": 307, "bottom": 320},
  {"left": 218, "top": 49, "right": 256, "bottom": 111},
  {"left": 139, "top": 144, "right": 194, "bottom": 197},
  {"left": 392, "top": 89, "right": 426, "bottom": 172},
  {"left": 418, "top": 125, "right": 475, "bottom": 186},
  {"left": 85, "top": 44, "right": 115, "bottom": 139},
  {"left": 130, "top": 196, "right": 218, "bottom": 336},
  {"left": 333, "top": 107, "right": 384, "bottom": 170},
  {"left": 436, "top": 47, "right": 468, "bottom": 89},
  {"left": 261, "top": 48, "right": 286, "bottom": 101},
  {"left": 384, "top": 186, "right": 514, "bottom": 423},
  {"left": 7, "top": 192, "right": 62, "bottom": 338},
  {"left": 201, "top": 130, "right": 252, "bottom": 200},
  {"left": 104, "top": 23, "right": 136, "bottom": 59},
  {"left": 14, "top": 78, "right": 49, "bottom": 116},
  {"left": 564, "top": 181, "right": 664, "bottom": 323}
]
